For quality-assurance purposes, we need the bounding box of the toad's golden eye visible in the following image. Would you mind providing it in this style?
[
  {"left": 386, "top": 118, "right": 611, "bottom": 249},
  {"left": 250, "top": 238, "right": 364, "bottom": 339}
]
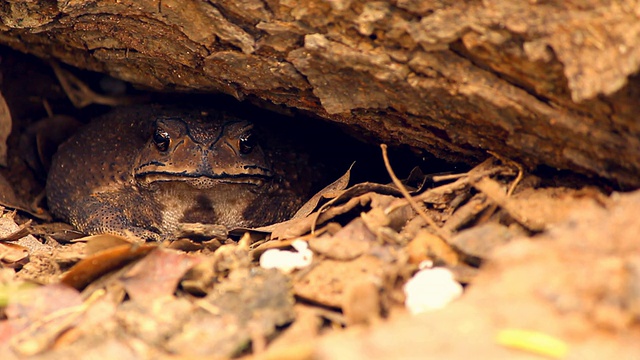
[
  {"left": 153, "top": 128, "right": 170, "bottom": 152},
  {"left": 238, "top": 131, "right": 256, "bottom": 155}
]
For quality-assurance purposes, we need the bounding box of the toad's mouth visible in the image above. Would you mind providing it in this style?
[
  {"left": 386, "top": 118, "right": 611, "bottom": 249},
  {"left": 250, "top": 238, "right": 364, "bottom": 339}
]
[{"left": 135, "top": 172, "right": 271, "bottom": 189}]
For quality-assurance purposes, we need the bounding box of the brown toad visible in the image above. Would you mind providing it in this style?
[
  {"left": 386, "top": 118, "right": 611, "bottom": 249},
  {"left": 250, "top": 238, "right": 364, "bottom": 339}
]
[{"left": 46, "top": 105, "right": 318, "bottom": 241}]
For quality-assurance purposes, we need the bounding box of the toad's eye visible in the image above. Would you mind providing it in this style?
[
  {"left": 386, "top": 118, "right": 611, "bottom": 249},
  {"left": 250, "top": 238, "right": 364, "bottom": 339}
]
[
  {"left": 153, "top": 129, "right": 171, "bottom": 152},
  {"left": 238, "top": 131, "right": 257, "bottom": 155}
]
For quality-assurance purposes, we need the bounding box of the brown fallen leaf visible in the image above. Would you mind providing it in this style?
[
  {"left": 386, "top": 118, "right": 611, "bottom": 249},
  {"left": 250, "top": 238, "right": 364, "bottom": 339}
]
[
  {"left": 60, "top": 243, "right": 156, "bottom": 290},
  {"left": 120, "top": 248, "right": 202, "bottom": 303},
  {"left": 53, "top": 296, "right": 117, "bottom": 350},
  {"left": 0, "top": 176, "right": 22, "bottom": 211}
]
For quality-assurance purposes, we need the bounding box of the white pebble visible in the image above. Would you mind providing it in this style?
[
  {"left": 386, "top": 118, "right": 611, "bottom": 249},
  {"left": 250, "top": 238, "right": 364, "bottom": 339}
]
[
  {"left": 259, "top": 239, "right": 313, "bottom": 273},
  {"left": 404, "top": 267, "right": 463, "bottom": 314}
]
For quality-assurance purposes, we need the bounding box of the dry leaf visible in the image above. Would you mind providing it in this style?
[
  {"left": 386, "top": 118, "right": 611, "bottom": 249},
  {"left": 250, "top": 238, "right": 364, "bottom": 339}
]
[{"left": 255, "top": 181, "right": 406, "bottom": 239}]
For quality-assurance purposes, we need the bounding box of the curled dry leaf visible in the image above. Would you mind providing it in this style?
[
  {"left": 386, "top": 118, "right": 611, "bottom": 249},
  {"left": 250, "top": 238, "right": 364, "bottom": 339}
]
[{"left": 292, "top": 163, "right": 353, "bottom": 219}]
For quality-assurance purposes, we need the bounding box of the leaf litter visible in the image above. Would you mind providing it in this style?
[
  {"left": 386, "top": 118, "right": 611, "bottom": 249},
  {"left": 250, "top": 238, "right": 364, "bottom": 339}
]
[
  {"left": 2, "top": 140, "right": 638, "bottom": 359},
  {"left": 1, "top": 51, "right": 639, "bottom": 359}
]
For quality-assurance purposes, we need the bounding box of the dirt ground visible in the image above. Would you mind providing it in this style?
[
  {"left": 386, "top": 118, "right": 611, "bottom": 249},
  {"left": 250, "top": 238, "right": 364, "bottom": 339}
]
[{"left": 0, "top": 48, "right": 638, "bottom": 359}]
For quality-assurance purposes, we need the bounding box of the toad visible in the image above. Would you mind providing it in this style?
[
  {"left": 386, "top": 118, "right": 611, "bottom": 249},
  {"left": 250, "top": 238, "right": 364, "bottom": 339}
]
[{"left": 46, "top": 105, "right": 319, "bottom": 241}]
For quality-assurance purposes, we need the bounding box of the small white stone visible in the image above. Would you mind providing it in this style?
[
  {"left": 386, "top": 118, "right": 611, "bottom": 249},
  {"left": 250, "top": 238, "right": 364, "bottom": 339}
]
[
  {"left": 259, "top": 240, "right": 313, "bottom": 274},
  {"left": 404, "top": 267, "right": 463, "bottom": 314}
]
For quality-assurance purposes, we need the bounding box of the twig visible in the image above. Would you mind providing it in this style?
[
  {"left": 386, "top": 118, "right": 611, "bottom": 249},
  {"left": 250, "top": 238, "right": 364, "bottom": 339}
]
[
  {"left": 487, "top": 151, "right": 524, "bottom": 196},
  {"left": 431, "top": 172, "right": 468, "bottom": 182},
  {"left": 475, "top": 152, "right": 525, "bottom": 224},
  {"left": 507, "top": 163, "right": 524, "bottom": 197},
  {"left": 380, "top": 144, "right": 449, "bottom": 241}
]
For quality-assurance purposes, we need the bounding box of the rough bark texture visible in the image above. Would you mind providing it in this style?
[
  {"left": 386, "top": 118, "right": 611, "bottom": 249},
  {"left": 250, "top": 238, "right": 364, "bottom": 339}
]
[{"left": 1, "top": 0, "right": 639, "bottom": 186}]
